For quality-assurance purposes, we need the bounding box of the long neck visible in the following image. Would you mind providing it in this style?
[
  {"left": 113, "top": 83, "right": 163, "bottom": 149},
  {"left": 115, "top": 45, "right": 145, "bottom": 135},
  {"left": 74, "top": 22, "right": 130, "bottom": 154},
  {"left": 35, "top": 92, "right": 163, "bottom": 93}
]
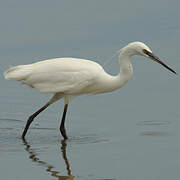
[
  {"left": 94, "top": 49, "right": 134, "bottom": 94},
  {"left": 118, "top": 50, "right": 133, "bottom": 84},
  {"left": 101, "top": 50, "right": 133, "bottom": 93}
]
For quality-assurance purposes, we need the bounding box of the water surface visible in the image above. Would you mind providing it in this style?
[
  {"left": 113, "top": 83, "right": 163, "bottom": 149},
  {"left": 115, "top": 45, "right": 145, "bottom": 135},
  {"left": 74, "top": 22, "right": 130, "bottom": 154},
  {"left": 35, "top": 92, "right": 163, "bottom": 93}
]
[{"left": 0, "top": 0, "right": 180, "bottom": 179}]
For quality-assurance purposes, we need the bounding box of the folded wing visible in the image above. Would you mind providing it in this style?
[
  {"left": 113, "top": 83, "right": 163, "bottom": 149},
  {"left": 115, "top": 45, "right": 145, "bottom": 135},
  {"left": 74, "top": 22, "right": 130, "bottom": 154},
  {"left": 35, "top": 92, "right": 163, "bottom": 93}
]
[{"left": 4, "top": 58, "right": 103, "bottom": 94}]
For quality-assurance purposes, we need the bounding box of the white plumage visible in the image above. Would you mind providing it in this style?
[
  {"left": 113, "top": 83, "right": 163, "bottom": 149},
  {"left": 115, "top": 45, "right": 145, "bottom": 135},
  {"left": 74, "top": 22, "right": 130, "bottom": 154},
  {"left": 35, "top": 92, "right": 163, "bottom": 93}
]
[
  {"left": 4, "top": 56, "right": 132, "bottom": 95},
  {"left": 4, "top": 58, "right": 111, "bottom": 94},
  {"left": 4, "top": 42, "right": 176, "bottom": 139}
]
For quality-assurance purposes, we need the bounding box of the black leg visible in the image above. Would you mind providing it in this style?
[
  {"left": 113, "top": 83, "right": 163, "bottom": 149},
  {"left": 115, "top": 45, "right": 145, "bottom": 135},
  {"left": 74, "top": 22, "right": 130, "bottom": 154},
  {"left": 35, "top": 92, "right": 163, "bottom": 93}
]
[
  {"left": 60, "top": 139, "right": 72, "bottom": 176},
  {"left": 21, "top": 102, "right": 50, "bottom": 139},
  {"left": 60, "top": 104, "right": 68, "bottom": 139}
]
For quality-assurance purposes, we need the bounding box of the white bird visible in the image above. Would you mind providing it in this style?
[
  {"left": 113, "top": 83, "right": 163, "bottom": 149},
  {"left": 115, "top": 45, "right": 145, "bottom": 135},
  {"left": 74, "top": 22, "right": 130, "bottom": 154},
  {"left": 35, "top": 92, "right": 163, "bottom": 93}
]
[{"left": 4, "top": 42, "right": 176, "bottom": 140}]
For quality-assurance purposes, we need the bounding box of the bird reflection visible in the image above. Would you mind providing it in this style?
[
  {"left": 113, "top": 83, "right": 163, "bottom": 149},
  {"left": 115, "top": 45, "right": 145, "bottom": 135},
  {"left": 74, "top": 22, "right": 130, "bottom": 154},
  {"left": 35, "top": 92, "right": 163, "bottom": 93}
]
[{"left": 22, "top": 139, "right": 74, "bottom": 180}]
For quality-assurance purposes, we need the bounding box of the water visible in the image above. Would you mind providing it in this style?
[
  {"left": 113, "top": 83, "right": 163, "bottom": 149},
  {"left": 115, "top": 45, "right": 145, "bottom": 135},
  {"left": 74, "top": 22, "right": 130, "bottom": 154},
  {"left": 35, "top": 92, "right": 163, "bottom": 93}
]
[{"left": 0, "top": 0, "right": 180, "bottom": 179}]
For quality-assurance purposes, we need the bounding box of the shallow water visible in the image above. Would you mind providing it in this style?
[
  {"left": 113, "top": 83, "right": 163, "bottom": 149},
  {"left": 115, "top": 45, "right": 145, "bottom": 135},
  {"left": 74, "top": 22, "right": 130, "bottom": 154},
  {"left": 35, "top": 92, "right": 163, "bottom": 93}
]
[{"left": 0, "top": 0, "right": 180, "bottom": 179}]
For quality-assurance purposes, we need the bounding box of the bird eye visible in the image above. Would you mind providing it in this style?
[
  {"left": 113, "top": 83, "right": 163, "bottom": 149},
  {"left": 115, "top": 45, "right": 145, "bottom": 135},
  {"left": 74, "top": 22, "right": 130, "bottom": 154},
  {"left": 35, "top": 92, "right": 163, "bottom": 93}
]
[{"left": 143, "top": 49, "right": 148, "bottom": 55}]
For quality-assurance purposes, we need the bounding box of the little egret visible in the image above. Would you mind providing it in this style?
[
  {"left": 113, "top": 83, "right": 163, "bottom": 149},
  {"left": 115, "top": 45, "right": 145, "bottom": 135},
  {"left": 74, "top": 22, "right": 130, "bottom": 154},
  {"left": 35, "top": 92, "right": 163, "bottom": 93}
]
[{"left": 4, "top": 42, "right": 176, "bottom": 139}]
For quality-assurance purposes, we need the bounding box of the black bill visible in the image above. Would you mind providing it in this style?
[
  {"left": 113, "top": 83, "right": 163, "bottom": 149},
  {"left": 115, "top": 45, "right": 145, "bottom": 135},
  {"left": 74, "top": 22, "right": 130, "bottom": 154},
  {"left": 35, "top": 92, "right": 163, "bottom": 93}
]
[{"left": 144, "top": 50, "right": 176, "bottom": 74}]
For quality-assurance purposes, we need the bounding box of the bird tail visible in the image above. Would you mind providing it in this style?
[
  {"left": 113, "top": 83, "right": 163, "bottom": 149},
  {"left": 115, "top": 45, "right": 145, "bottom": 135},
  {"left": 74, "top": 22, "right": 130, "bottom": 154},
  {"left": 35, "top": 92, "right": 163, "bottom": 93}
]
[{"left": 4, "top": 65, "right": 32, "bottom": 81}]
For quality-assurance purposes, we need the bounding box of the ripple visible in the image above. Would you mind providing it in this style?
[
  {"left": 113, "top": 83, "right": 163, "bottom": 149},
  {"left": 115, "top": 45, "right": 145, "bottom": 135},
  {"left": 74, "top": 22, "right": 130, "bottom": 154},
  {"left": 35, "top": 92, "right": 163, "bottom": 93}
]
[
  {"left": 140, "top": 131, "right": 170, "bottom": 136},
  {"left": 0, "top": 118, "right": 23, "bottom": 122},
  {"left": 31, "top": 127, "right": 56, "bottom": 130},
  {"left": 0, "top": 127, "right": 14, "bottom": 130},
  {"left": 68, "top": 134, "right": 109, "bottom": 144},
  {"left": 137, "top": 120, "right": 170, "bottom": 126},
  {"left": 0, "top": 117, "right": 109, "bottom": 152}
]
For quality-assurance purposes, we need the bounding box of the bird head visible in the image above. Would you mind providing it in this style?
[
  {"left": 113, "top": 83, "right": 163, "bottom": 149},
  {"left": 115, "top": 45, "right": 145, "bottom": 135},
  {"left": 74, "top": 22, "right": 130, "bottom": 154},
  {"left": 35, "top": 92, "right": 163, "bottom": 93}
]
[{"left": 122, "top": 42, "right": 176, "bottom": 74}]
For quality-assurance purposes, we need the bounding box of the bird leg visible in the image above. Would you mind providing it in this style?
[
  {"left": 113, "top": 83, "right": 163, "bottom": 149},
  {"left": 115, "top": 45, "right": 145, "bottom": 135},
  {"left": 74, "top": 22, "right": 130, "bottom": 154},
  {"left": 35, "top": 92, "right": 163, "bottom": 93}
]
[
  {"left": 21, "top": 93, "right": 63, "bottom": 139},
  {"left": 60, "top": 96, "right": 71, "bottom": 139},
  {"left": 21, "top": 102, "right": 50, "bottom": 139}
]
